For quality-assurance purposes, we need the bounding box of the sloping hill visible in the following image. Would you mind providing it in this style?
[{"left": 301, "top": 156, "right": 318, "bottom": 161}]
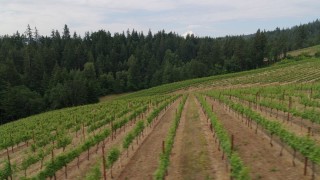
[
  {"left": 288, "top": 44, "right": 320, "bottom": 57},
  {"left": 121, "top": 56, "right": 320, "bottom": 98},
  {"left": 1, "top": 56, "right": 320, "bottom": 179}
]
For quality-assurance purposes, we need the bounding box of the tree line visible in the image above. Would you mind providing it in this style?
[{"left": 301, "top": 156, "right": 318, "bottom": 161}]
[{"left": 0, "top": 20, "right": 320, "bottom": 123}]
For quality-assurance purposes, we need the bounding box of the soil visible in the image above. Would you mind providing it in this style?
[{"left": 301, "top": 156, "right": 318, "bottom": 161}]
[
  {"left": 206, "top": 97, "right": 312, "bottom": 180},
  {"left": 116, "top": 97, "right": 181, "bottom": 180},
  {"left": 167, "top": 95, "right": 229, "bottom": 180}
]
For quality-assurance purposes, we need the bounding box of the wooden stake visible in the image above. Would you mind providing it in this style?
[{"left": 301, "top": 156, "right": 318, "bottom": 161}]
[
  {"left": 77, "top": 156, "right": 80, "bottom": 169},
  {"left": 231, "top": 134, "right": 234, "bottom": 153},
  {"left": 65, "top": 165, "right": 67, "bottom": 178},
  {"left": 82, "top": 123, "right": 85, "bottom": 141},
  {"left": 304, "top": 157, "right": 308, "bottom": 176},
  {"left": 312, "top": 162, "right": 315, "bottom": 180},
  {"left": 269, "top": 134, "right": 273, "bottom": 147},
  {"left": 87, "top": 148, "right": 90, "bottom": 160},
  {"left": 102, "top": 145, "right": 107, "bottom": 180},
  {"left": 279, "top": 141, "right": 284, "bottom": 156},
  {"left": 292, "top": 150, "right": 296, "bottom": 167},
  {"left": 287, "top": 97, "right": 292, "bottom": 122},
  {"left": 162, "top": 140, "right": 165, "bottom": 153}
]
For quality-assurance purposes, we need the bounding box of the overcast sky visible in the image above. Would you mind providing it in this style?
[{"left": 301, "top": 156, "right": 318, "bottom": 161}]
[{"left": 1, "top": 0, "right": 319, "bottom": 37}]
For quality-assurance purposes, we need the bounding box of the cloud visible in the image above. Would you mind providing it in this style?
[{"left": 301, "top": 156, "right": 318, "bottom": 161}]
[{"left": 0, "top": 0, "right": 319, "bottom": 37}]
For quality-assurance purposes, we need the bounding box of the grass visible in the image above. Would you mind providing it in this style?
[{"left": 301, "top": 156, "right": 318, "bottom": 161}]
[
  {"left": 99, "top": 92, "right": 129, "bottom": 102},
  {"left": 180, "top": 97, "right": 213, "bottom": 179},
  {"left": 270, "top": 167, "right": 278, "bottom": 172},
  {"left": 287, "top": 44, "right": 320, "bottom": 57}
]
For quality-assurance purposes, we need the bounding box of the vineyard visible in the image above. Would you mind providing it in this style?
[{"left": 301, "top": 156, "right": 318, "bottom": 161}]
[{"left": 1, "top": 56, "right": 320, "bottom": 179}]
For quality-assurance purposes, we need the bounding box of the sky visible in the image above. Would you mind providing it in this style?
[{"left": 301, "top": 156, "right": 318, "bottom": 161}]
[{"left": 0, "top": 0, "right": 319, "bottom": 37}]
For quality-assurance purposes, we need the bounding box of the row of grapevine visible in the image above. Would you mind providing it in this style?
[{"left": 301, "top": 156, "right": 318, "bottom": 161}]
[
  {"left": 81, "top": 94, "right": 180, "bottom": 180},
  {"left": 0, "top": 95, "right": 172, "bottom": 179},
  {"left": 30, "top": 95, "right": 177, "bottom": 179},
  {"left": 220, "top": 89, "right": 320, "bottom": 125},
  {"left": 122, "top": 95, "right": 181, "bottom": 156},
  {"left": 197, "top": 95, "right": 250, "bottom": 179},
  {"left": 153, "top": 95, "right": 188, "bottom": 179},
  {"left": 13, "top": 105, "right": 133, "bottom": 179},
  {"left": 88, "top": 94, "right": 181, "bottom": 179},
  {"left": 11, "top": 98, "right": 149, "bottom": 178},
  {"left": 121, "top": 57, "right": 320, "bottom": 99},
  {"left": 207, "top": 92, "right": 320, "bottom": 166}
]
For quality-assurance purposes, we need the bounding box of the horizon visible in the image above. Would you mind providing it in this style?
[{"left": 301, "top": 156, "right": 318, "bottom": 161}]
[{"left": 1, "top": 0, "right": 319, "bottom": 38}]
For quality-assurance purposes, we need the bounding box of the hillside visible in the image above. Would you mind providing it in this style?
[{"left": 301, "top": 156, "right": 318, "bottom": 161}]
[
  {"left": 121, "top": 56, "right": 320, "bottom": 98},
  {"left": 1, "top": 56, "right": 320, "bottom": 179},
  {"left": 1, "top": 20, "right": 320, "bottom": 123},
  {"left": 288, "top": 44, "right": 320, "bottom": 57}
]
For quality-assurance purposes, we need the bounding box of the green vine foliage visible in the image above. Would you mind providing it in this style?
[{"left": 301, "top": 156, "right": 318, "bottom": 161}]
[
  {"left": 207, "top": 91, "right": 320, "bottom": 165},
  {"left": 107, "top": 148, "right": 120, "bottom": 168},
  {"left": 154, "top": 95, "right": 188, "bottom": 180},
  {"left": 197, "top": 94, "right": 250, "bottom": 180}
]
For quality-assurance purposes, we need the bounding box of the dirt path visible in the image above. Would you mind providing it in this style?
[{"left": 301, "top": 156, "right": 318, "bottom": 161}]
[
  {"left": 117, "top": 97, "right": 181, "bottom": 180},
  {"left": 167, "top": 95, "right": 228, "bottom": 180},
  {"left": 207, "top": 98, "right": 312, "bottom": 180}
]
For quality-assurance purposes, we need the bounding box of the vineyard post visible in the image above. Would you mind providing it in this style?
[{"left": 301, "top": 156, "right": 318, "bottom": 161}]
[
  {"left": 308, "top": 127, "right": 311, "bottom": 137},
  {"left": 111, "top": 121, "right": 114, "bottom": 141},
  {"left": 222, "top": 151, "right": 224, "bottom": 160},
  {"left": 102, "top": 145, "right": 107, "bottom": 180},
  {"left": 255, "top": 92, "right": 258, "bottom": 109},
  {"left": 6, "top": 148, "right": 10, "bottom": 162},
  {"left": 10, "top": 133, "right": 14, "bottom": 153},
  {"left": 312, "top": 162, "right": 315, "bottom": 180},
  {"left": 82, "top": 123, "right": 85, "bottom": 141},
  {"left": 87, "top": 147, "right": 90, "bottom": 160},
  {"left": 292, "top": 150, "right": 296, "bottom": 167},
  {"left": 51, "top": 143, "right": 54, "bottom": 163},
  {"left": 65, "top": 165, "right": 67, "bottom": 178},
  {"left": 77, "top": 156, "right": 80, "bottom": 169},
  {"left": 287, "top": 97, "right": 292, "bottom": 122},
  {"left": 304, "top": 157, "right": 308, "bottom": 176},
  {"left": 96, "top": 142, "right": 99, "bottom": 154},
  {"left": 32, "top": 130, "right": 35, "bottom": 143},
  {"left": 269, "top": 133, "right": 273, "bottom": 147},
  {"left": 162, "top": 140, "right": 165, "bottom": 153},
  {"left": 279, "top": 140, "right": 284, "bottom": 156},
  {"left": 231, "top": 134, "right": 234, "bottom": 152},
  {"left": 6, "top": 147, "right": 12, "bottom": 180}
]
